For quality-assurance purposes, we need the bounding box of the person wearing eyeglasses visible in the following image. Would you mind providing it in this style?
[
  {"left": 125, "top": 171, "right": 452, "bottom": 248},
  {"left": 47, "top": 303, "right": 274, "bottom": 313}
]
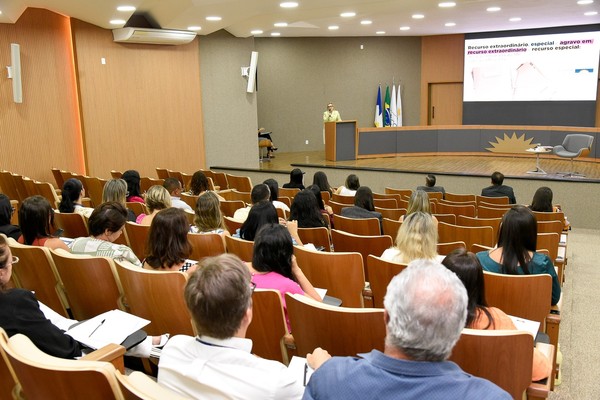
[
  {"left": 158, "top": 253, "right": 329, "bottom": 399},
  {"left": 0, "top": 194, "right": 20, "bottom": 241},
  {"left": 323, "top": 102, "right": 341, "bottom": 123}
]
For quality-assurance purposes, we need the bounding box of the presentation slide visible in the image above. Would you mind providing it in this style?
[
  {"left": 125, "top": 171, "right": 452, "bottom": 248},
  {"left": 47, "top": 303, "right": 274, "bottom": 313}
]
[{"left": 464, "top": 31, "right": 600, "bottom": 102}]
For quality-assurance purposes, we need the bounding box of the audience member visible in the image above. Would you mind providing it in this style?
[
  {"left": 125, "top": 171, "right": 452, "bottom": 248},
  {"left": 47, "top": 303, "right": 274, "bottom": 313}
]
[
  {"left": 158, "top": 254, "right": 325, "bottom": 399},
  {"left": 190, "top": 191, "right": 230, "bottom": 241},
  {"left": 417, "top": 174, "right": 445, "bottom": 198},
  {"left": 304, "top": 260, "right": 510, "bottom": 399},
  {"left": 263, "top": 178, "right": 290, "bottom": 213},
  {"left": 102, "top": 179, "right": 136, "bottom": 221},
  {"left": 58, "top": 178, "right": 94, "bottom": 218},
  {"left": 69, "top": 202, "right": 141, "bottom": 266},
  {"left": 340, "top": 186, "right": 382, "bottom": 228},
  {"left": 143, "top": 208, "right": 197, "bottom": 273},
  {"left": 282, "top": 168, "right": 305, "bottom": 190},
  {"left": 188, "top": 171, "right": 225, "bottom": 200},
  {"left": 236, "top": 202, "right": 302, "bottom": 245},
  {"left": 335, "top": 174, "right": 360, "bottom": 196},
  {"left": 163, "top": 177, "right": 193, "bottom": 212},
  {"left": 18, "top": 196, "right": 69, "bottom": 251},
  {"left": 122, "top": 170, "right": 144, "bottom": 203},
  {"left": 232, "top": 183, "right": 271, "bottom": 223},
  {"left": 381, "top": 211, "right": 438, "bottom": 264},
  {"left": 529, "top": 186, "right": 569, "bottom": 230},
  {"left": 476, "top": 206, "right": 560, "bottom": 305},
  {"left": 481, "top": 171, "right": 516, "bottom": 204},
  {"left": 400, "top": 189, "right": 438, "bottom": 227},
  {"left": 0, "top": 194, "right": 20, "bottom": 241},
  {"left": 289, "top": 190, "right": 327, "bottom": 228},
  {"left": 442, "top": 249, "right": 551, "bottom": 381},
  {"left": 307, "top": 184, "right": 334, "bottom": 228},
  {"left": 136, "top": 185, "right": 172, "bottom": 225},
  {"left": 312, "top": 171, "right": 333, "bottom": 197}
]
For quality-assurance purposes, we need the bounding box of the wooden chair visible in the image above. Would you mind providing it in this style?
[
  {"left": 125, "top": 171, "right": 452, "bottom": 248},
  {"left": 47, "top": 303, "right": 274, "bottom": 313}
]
[
  {"left": 188, "top": 233, "right": 226, "bottom": 260},
  {"left": 331, "top": 229, "right": 393, "bottom": 281},
  {"left": 373, "top": 192, "right": 402, "bottom": 204},
  {"left": 331, "top": 193, "right": 355, "bottom": 204},
  {"left": 51, "top": 168, "right": 66, "bottom": 189},
  {"left": 225, "top": 174, "right": 252, "bottom": 192},
  {"left": 155, "top": 168, "right": 169, "bottom": 179},
  {"left": 424, "top": 191, "right": 444, "bottom": 201},
  {"left": 8, "top": 239, "right": 69, "bottom": 317},
  {"left": 432, "top": 213, "right": 456, "bottom": 225},
  {"left": 228, "top": 189, "right": 252, "bottom": 204},
  {"left": 536, "top": 233, "right": 560, "bottom": 263},
  {"left": 382, "top": 217, "right": 401, "bottom": 238},
  {"left": 297, "top": 227, "right": 331, "bottom": 251},
  {"left": 445, "top": 193, "right": 476, "bottom": 203},
  {"left": 50, "top": 249, "right": 123, "bottom": 320},
  {"left": 0, "top": 171, "right": 21, "bottom": 202},
  {"left": 384, "top": 187, "right": 412, "bottom": 198},
  {"left": 438, "top": 222, "right": 494, "bottom": 249},
  {"left": 125, "top": 202, "right": 146, "bottom": 218},
  {"left": 116, "top": 370, "right": 189, "bottom": 400},
  {"left": 275, "top": 207, "right": 287, "bottom": 220},
  {"left": 449, "top": 329, "right": 553, "bottom": 400},
  {"left": 456, "top": 215, "right": 502, "bottom": 245},
  {"left": 83, "top": 176, "right": 107, "bottom": 207},
  {"left": 167, "top": 170, "right": 185, "bottom": 187},
  {"left": 181, "top": 193, "right": 199, "bottom": 210},
  {"left": 245, "top": 289, "right": 293, "bottom": 364},
  {"left": 34, "top": 181, "right": 61, "bottom": 208},
  {"left": 439, "top": 198, "right": 477, "bottom": 207},
  {"left": 124, "top": 222, "right": 150, "bottom": 260},
  {"left": 225, "top": 235, "right": 254, "bottom": 262},
  {"left": 139, "top": 177, "right": 164, "bottom": 194},
  {"left": 537, "top": 220, "right": 563, "bottom": 236},
  {"left": 220, "top": 200, "right": 246, "bottom": 218},
  {"left": 372, "top": 198, "right": 397, "bottom": 209},
  {"left": 21, "top": 177, "right": 37, "bottom": 200},
  {"left": 286, "top": 294, "right": 385, "bottom": 356},
  {"left": 333, "top": 214, "right": 381, "bottom": 236},
  {"left": 277, "top": 196, "right": 291, "bottom": 208},
  {"left": 476, "top": 195, "right": 509, "bottom": 205},
  {"left": 114, "top": 260, "right": 194, "bottom": 336},
  {"left": 10, "top": 200, "right": 19, "bottom": 225},
  {"left": 0, "top": 329, "right": 126, "bottom": 400},
  {"left": 294, "top": 245, "right": 365, "bottom": 307},
  {"left": 437, "top": 241, "right": 466, "bottom": 255},
  {"left": 279, "top": 187, "right": 300, "bottom": 199},
  {"left": 320, "top": 191, "right": 331, "bottom": 204},
  {"left": 180, "top": 173, "right": 193, "bottom": 191},
  {"left": 110, "top": 170, "right": 122, "bottom": 179},
  {"left": 471, "top": 243, "right": 493, "bottom": 253},
  {"left": 223, "top": 216, "right": 243, "bottom": 234},
  {"left": 477, "top": 205, "right": 510, "bottom": 219},
  {"left": 202, "top": 170, "right": 228, "bottom": 190},
  {"left": 436, "top": 202, "right": 476, "bottom": 217},
  {"left": 0, "top": 330, "right": 18, "bottom": 400},
  {"left": 478, "top": 201, "right": 513, "bottom": 210},
  {"left": 328, "top": 200, "right": 346, "bottom": 215},
  {"left": 375, "top": 207, "right": 405, "bottom": 220},
  {"left": 54, "top": 212, "right": 89, "bottom": 239},
  {"left": 532, "top": 210, "right": 565, "bottom": 223},
  {"left": 366, "top": 255, "right": 408, "bottom": 308}
]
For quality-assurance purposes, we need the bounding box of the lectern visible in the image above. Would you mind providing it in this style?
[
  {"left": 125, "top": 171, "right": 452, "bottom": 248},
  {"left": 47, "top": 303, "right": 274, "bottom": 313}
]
[{"left": 325, "top": 120, "right": 357, "bottom": 161}]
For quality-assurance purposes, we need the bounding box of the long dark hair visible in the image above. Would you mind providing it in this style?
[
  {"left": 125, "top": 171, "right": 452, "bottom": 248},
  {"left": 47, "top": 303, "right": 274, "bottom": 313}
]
[
  {"left": 529, "top": 186, "right": 553, "bottom": 213},
  {"left": 122, "top": 170, "right": 142, "bottom": 198},
  {"left": 345, "top": 174, "right": 360, "bottom": 190},
  {"left": 497, "top": 206, "right": 537, "bottom": 275},
  {"left": 252, "top": 224, "right": 295, "bottom": 282},
  {"left": 312, "top": 171, "right": 332, "bottom": 195},
  {"left": 19, "top": 196, "right": 55, "bottom": 245},
  {"left": 263, "top": 179, "right": 280, "bottom": 202},
  {"left": 289, "top": 190, "right": 325, "bottom": 228},
  {"left": 442, "top": 249, "right": 493, "bottom": 328},
  {"left": 239, "top": 202, "right": 278, "bottom": 241},
  {"left": 307, "top": 184, "right": 326, "bottom": 210},
  {"left": 189, "top": 171, "right": 209, "bottom": 195},
  {"left": 354, "top": 186, "right": 375, "bottom": 211},
  {"left": 0, "top": 194, "right": 14, "bottom": 226},
  {"left": 145, "top": 208, "right": 192, "bottom": 269},
  {"left": 289, "top": 169, "right": 304, "bottom": 185},
  {"left": 59, "top": 178, "right": 84, "bottom": 213}
]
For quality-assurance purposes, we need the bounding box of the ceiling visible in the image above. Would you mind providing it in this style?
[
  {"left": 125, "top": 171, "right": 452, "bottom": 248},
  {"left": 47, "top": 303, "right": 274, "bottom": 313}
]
[{"left": 1, "top": 0, "right": 599, "bottom": 38}]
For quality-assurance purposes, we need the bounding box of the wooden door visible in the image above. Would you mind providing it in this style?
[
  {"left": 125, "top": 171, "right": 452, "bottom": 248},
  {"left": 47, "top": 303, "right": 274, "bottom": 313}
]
[{"left": 428, "top": 82, "right": 463, "bottom": 125}]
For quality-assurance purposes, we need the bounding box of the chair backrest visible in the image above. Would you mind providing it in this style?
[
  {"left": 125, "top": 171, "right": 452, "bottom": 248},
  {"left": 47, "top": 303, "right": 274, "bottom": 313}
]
[
  {"left": 439, "top": 198, "right": 477, "bottom": 207},
  {"left": 54, "top": 212, "right": 89, "bottom": 239},
  {"left": 532, "top": 210, "right": 565, "bottom": 223},
  {"left": 449, "top": 328, "right": 533, "bottom": 400},
  {"left": 331, "top": 230, "right": 392, "bottom": 281},
  {"left": 245, "top": 289, "right": 290, "bottom": 364},
  {"left": 126, "top": 202, "right": 146, "bottom": 217},
  {"left": 34, "top": 181, "right": 61, "bottom": 208},
  {"left": 0, "top": 171, "right": 20, "bottom": 201},
  {"left": 372, "top": 198, "right": 397, "bottom": 209},
  {"left": 456, "top": 215, "right": 502, "bottom": 245},
  {"left": 155, "top": 168, "right": 169, "bottom": 179},
  {"left": 333, "top": 214, "right": 381, "bottom": 236},
  {"left": 225, "top": 174, "right": 252, "bottom": 192},
  {"left": 471, "top": 243, "right": 493, "bottom": 253},
  {"left": 180, "top": 193, "right": 199, "bottom": 210},
  {"left": 384, "top": 187, "right": 413, "bottom": 198},
  {"left": 139, "top": 177, "right": 164, "bottom": 194},
  {"left": 110, "top": 170, "right": 122, "bottom": 179},
  {"left": 374, "top": 207, "right": 405, "bottom": 220},
  {"left": 366, "top": 255, "right": 408, "bottom": 308},
  {"left": 438, "top": 222, "right": 494, "bottom": 249},
  {"left": 278, "top": 187, "right": 300, "bottom": 199},
  {"left": 445, "top": 193, "right": 476, "bottom": 203},
  {"left": 224, "top": 235, "right": 254, "bottom": 262},
  {"left": 277, "top": 196, "right": 291, "bottom": 208},
  {"left": 432, "top": 213, "right": 456, "bottom": 225},
  {"left": 294, "top": 246, "right": 365, "bottom": 307},
  {"left": 537, "top": 220, "right": 563, "bottom": 236},
  {"left": 327, "top": 200, "right": 346, "bottom": 215},
  {"left": 297, "top": 227, "right": 331, "bottom": 251},
  {"left": 50, "top": 249, "right": 123, "bottom": 320},
  {"left": 436, "top": 202, "right": 476, "bottom": 217},
  {"left": 220, "top": 200, "right": 246, "bottom": 218},
  {"left": 167, "top": 170, "right": 185, "bottom": 187},
  {"left": 483, "top": 271, "right": 552, "bottom": 328},
  {"left": 51, "top": 168, "right": 66, "bottom": 188},
  {"left": 228, "top": 189, "right": 252, "bottom": 204},
  {"left": 188, "top": 233, "right": 226, "bottom": 260},
  {"left": 21, "top": 177, "right": 37, "bottom": 200},
  {"left": 331, "top": 193, "right": 355, "bottom": 204},
  {"left": 382, "top": 217, "right": 401, "bottom": 238},
  {"left": 476, "top": 195, "right": 509, "bottom": 205},
  {"left": 536, "top": 232, "right": 559, "bottom": 262},
  {"left": 563, "top": 133, "right": 594, "bottom": 155},
  {"left": 114, "top": 260, "right": 194, "bottom": 336},
  {"left": 123, "top": 222, "right": 150, "bottom": 260},
  {"left": 0, "top": 328, "right": 19, "bottom": 400},
  {"left": 0, "top": 330, "right": 124, "bottom": 400},
  {"left": 83, "top": 176, "right": 107, "bottom": 208},
  {"left": 437, "top": 241, "right": 466, "bottom": 255},
  {"left": 223, "top": 216, "right": 243, "bottom": 234},
  {"left": 116, "top": 370, "right": 188, "bottom": 400},
  {"left": 8, "top": 239, "right": 69, "bottom": 317},
  {"left": 286, "top": 294, "right": 385, "bottom": 356},
  {"left": 477, "top": 205, "right": 510, "bottom": 219},
  {"left": 201, "top": 170, "right": 228, "bottom": 190}
]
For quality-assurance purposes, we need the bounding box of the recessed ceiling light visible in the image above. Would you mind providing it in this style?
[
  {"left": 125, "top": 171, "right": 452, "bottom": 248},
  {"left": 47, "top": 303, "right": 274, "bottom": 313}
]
[
  {"left": 340, "top": 12, "right": 356, "bottom": 18},
  {"left": 445, "top": 22, "right": 456, "bottom": 27},
  {"left": 438, "top": 2, "right": 456, "bottom": 7},
  {"left": 110, "top": 19, "right": 126, "bottom": 25},
  {"left": 188, "top": 26, "right": 201, "bottom": 31},
  {"left": 206, "top": 16, "right": 222, "bottom": 21},
  {"left": 400, "top": 26, "right": 411, "bottom": 31},
  {"left": 376, "top": 31, "right": 386, "bottom": 35},
  {"left": 509, "top": 17, "right": 522, "bottom": 22},
  {"left": 271, "top": 32, "right": 281, "bottom": 36},
  {"left": 412, "top": 14, "right": 425, "bottom": 19},
  {"left": 280, "top": 2, "right": 298, "bottom": 8},
  {"left": 251, "top": 30, "right": 263, "bottom": 35},
  {"left": 0, "top": 11, "right": 3, "bottom": 15},
  {"left": 577, "top": 0, "right": 594, "bottom": 4},
  {"left": 487, "top": 7, "right": 501, "bottom": 12},
  {"left": 274, "top": 22, "right": 288, "bottom": 27},
  {"left": 585, "top": 10, "right": 598, "bottom": 15},
  {"left": 361, "top": 20, "right": 372, "bottom": 25},
  {"left": 116, "top": 5, "right": 136, "bottom": 12},
  {"left": 328, "top": 25, "right": 339, "bottom": 30}
]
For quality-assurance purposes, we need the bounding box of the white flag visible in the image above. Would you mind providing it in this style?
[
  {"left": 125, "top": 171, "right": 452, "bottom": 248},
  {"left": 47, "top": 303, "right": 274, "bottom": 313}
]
[
  {"left": 374, "top": 86, "right": 383, "bottom": 127},
  {"left": 397, "top": 84, "right": 403, "bottom": 127},
  {"left": 390, "top": 85, "right": 398, "bottom": 126}
]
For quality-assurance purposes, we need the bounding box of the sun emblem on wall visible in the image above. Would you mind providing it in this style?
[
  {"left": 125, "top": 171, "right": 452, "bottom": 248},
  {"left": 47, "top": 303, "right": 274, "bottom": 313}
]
[{"left": 486, "top": 132, "right": 536, "bottom": 153}]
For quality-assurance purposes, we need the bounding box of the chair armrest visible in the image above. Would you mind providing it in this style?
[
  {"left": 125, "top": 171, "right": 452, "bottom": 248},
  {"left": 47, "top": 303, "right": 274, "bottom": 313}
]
[
  {"left": 527, "top": 343, "right": 554, "bottom": 399},
  {"left": 362, "top": 288, "right": 374, "bottom": 308},
  {"left": 81, "top": 343, "right": 126, "bottom": 372},
  {"left": 283, "top": 333, "right": 297, "bottom": 366}
]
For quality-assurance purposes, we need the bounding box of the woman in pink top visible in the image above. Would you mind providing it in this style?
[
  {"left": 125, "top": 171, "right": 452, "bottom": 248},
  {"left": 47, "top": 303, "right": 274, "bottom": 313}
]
[{"left": 248, "top": 223, "right": 321, "bottom": 330}]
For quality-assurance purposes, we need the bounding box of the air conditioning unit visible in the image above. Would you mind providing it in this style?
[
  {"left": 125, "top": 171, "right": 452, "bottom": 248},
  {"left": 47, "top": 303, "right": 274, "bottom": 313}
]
[{"left": 112, "top": 28, "right": 197, "bottom": 45}]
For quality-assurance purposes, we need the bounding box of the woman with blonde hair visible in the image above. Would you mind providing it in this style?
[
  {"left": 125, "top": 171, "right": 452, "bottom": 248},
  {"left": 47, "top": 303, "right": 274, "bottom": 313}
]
[
  {"left": 136, "top": 185, "right": 172, "bottom": 225},
  {"left": 190, "top": 191, "right": 230, "bottom": 239},
  {"left": 381, "top": 211, "right": 438, "bottom": 264},
  {"left": 102, "top": 178, "right": 135, "bottom": 222},
  {"left": 400, "top": 189, "right": 438, "bottom": 226}
]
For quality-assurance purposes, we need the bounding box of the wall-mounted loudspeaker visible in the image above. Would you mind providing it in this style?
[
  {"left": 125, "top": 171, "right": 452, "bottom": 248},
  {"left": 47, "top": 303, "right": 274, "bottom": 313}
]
[
  {"left": 8, "top": 43, "right": 23, "bottom": 103},
  {"left": 246, "top": 51, "right": 258, "bottom": 93}
]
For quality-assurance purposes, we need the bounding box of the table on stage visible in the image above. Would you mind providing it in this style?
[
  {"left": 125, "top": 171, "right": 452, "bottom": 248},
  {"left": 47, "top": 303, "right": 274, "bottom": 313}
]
[{"left": 526, "top": 146, "right": 553, "bottom": 175}]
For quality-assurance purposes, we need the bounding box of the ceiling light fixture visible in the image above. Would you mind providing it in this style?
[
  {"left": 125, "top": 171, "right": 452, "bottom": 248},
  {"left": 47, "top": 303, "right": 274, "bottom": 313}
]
[
  {"left": 251, "top": 30, "right": 263, "bottom": 35},
  {"left": 361, "top": 20, "right": 372, "bottom": 25},
  {"left": 206, "top": 16, "right": 222, "bottom": 21},
  {"left": 438, "top": 2, "right": 456, "bottom": 8},
  {"left": 445, "top": 22, "right": 456, "bottom": 27},
  {"left": 376, "top": 31, "right": 386, "bottom": 35},
  {"left": 577, "top": 0, "right": 594, "bottom": 4},
  {"left": 487, "top": 7, "right": 501, "bottom": 12},
  {"left": 340, "top": 12, "right": 356, "bottom": 18},
  {"left": 412, "top": 14, "right": 425, "bottom": 19},
  {"left": 509, "top": 17, "right": 522, "bottom": 22},
  {"left": 271, "top": 32, "right": 281, "bottom": 36},
  {"left": 400, "top": 26, "right": 410, "bottom": 31},
  {"left": 274, "top": 22, "right": 288, "bottom": 27},
  {"left": 584, "top": 10, "right": 598, "bottom": 15},
  {"left": 188, "top": 26, "right": 201, "bottom": 31},
  {"left": 328, "top": 25, "right": 339, "bottom": 30},
  {"left": 109, "top": 19, "right": 126, "bottom": 25},
  {"left": 116, "top": 5, "right": 136, "bottom": 12},
  {"left": 280, "top": 2, "right": 299, "bottom": 8}
]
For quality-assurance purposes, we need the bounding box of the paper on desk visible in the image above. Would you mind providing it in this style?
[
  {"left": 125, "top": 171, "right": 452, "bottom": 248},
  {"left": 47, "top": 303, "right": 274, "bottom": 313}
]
[
  {"left": 509, "top": 315, "right": 540, "bottom": 338},
  {"left": 314, "top": 287, "right": 327, "bottom": 299},
  {"left": 66, "top": 309, "right": 149, "bottom": 349},
  {"left": 288, "top": 356, "right": 314, "bottom": 386}
]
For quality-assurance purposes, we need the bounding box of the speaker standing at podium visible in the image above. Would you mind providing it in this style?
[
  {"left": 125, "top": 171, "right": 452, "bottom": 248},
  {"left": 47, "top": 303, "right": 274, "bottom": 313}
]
[{"left": 323, "top": 102, "right": 341, "bottom": 143}]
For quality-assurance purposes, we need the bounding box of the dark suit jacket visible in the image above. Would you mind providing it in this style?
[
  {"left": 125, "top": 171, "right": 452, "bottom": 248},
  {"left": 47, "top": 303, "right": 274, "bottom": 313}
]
[
  {"left": 416, "top": 185, "right": 446, "bottom": 197},
  {"left": 481, "top": 185, "right": 516, "bottom": 204}
]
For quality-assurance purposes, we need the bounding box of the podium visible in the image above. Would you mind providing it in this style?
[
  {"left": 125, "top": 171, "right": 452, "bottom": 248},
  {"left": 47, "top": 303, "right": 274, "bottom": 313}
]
[{"left": 325, "top": 120, "right": 357, "bottom": 161}]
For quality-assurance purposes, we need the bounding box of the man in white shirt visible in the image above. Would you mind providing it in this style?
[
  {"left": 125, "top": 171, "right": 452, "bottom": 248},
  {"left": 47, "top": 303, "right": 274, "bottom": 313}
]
[
  {"left": 158, "top": 254, "right": 328, "bottom": 399},
  {"left": 163, "top": 177, "right": 193, "bottom": 212}
]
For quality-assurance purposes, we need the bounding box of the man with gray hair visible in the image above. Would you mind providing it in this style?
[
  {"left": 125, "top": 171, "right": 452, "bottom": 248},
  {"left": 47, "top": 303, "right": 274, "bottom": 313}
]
[{"left": 303, "top": 260, "right": 510, "bottom": 399}]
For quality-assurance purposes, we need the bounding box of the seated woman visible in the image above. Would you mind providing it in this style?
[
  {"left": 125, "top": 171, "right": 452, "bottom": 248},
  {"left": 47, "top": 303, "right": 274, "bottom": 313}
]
[
  {"left": 258, "top": 127, "right": 277, "bottom": 158},
  {"left": 307, "top": 185, "right": 334, "bottom": 228},
  {"left": 312, "top": 171, "right": 333, "bottom": 197},
  {"left": 476, "top": 206, "right": 561, "bottom": 305},
  {"left": 249, "top": 224, "right": 321, "bottom": 330},
  {"left": 282, "top": 168, "right": 305, "bottom": 190},
  {"left": 190, "top": 191, "right": 230, "bottom": 241},
  {"left": 340, "top": 186, "right": 382, "bottom": 228},
  {"left": 235, "top": 201, "right": 303, "bottom": 245},
  {"left": 143, "top": 208, "right": 197, "bottom": 274},
  {"left": 399, "top": 189, "right": 438, "bottom": 227},
  {"left": 58, "top": 178, "right": 94, "bottom": 218},
  {"left": 442, "top": 248, "right": 551, "bottom": 381},
  {"left": 69, "top": 202, "right": 141, "bottom": 266},
  {"left": 18, "top": 196, "right": 69, "bottom": 251},
  {"left": 0, "top": 194, "right": 20, "bottom": 241},
  {"left": 529, "top": 186, "right": 570, "bottom": 230},
  {"left": 103, "top": 178, "right": 136, "bottom": 222},
  {"left": 122, "top": 170, "right": 145, "bottom": 203},
  {"left": 381, "top": 211, "right": 438, "bottom": 264},
  {"left": 289, "top": 190, "right": 328, "bottom": 229},
  {"left": 136, "top": 185, "right": 172, "bottom": 225},
  {"left": 187, "top": 171, "right": 225, "bottom": 200},
  {"left": 335, "top": 174, "right": 360, "bottom": 196},
  {"left": 263, "top": 178, "right": 290, "bottom": 213}
]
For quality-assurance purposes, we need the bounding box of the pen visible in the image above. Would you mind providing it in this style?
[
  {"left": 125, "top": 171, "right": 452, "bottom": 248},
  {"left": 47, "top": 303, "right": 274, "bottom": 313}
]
[
  {"left": 89, "top": 319, "right": 106, "bottom": 337},
  {"left": 303, "top": 363, "right": 308, "bottom": 386}
]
